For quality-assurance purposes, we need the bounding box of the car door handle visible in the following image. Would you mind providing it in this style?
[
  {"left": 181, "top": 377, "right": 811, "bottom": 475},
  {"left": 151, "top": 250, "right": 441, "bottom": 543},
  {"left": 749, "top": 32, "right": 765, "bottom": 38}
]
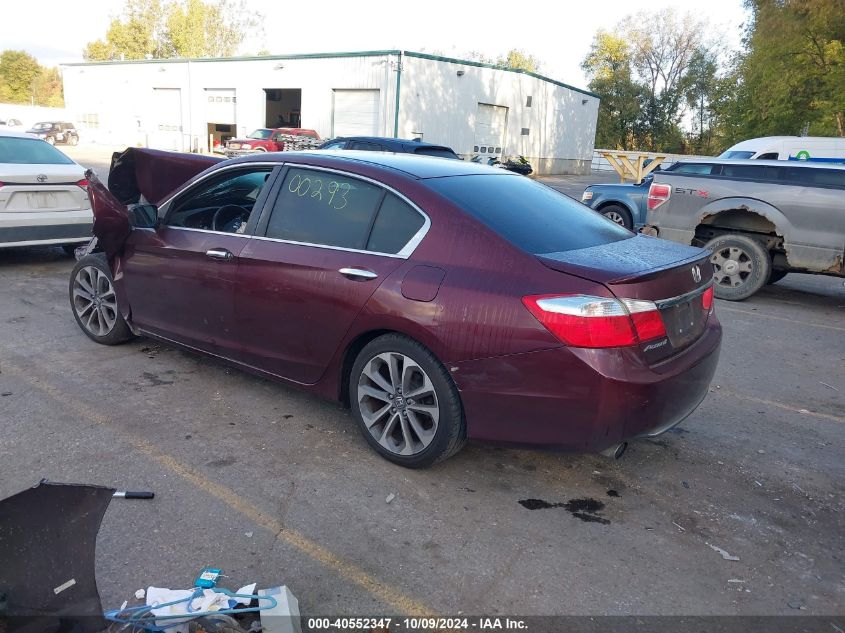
[
  {"left": 206, "top": 248, "right": 235, "bottom": 261},
  {"left": 339, "top": 267, "right": 378, "bottom": 280}
]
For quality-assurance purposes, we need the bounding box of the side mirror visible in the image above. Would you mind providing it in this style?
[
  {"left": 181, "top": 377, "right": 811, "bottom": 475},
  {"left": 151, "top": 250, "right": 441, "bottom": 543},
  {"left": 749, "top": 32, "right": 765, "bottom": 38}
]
[{"left": 128, "top": 203, "right": 159, "bottom": 229}]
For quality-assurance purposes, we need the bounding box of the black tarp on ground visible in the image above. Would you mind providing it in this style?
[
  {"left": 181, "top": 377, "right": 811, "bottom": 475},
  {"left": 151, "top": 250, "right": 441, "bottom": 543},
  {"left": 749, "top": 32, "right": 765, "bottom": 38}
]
[{"left": 0, "top": 481, "right": 115, "bottom": 633}]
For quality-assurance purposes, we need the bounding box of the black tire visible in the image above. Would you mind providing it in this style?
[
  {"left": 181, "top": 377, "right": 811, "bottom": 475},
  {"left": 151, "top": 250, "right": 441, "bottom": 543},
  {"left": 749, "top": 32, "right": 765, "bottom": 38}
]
[
  {"left": 68, "top": 135, "right": 79, "bottom": 146},
  {"left": 599, "top": 204, "right": 633, "bottom": 230},
  {"left": 767, "top": 269, "right": 788, "bottom": 284},
  {"left": 705, "top": 233, "right": 771, "bottom": 301},
  {"left": 69, "top": 254, "right": 135, "bottom": 345},
  {"left": 349, "top": 333, "right": 466, "bottom": 468}
]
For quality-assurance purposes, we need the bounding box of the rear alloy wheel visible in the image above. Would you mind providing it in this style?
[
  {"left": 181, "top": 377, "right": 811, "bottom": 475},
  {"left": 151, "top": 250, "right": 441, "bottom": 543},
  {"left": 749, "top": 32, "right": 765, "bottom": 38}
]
[
  {"left": 705, "top": 233, "right": 771, "bottom": 301},
  {"left": 600, "top": 204, "right": 633, "bottom": 230},
  {"left": 351, "top": 334, "right": 465, "bottom": 468},
  {"left": 69, "top": 254, "right": 134, "bottom": 345},
  {"left": 68, "top": 135, "right": 79, "bottom": 146},
  {"left": 45, "top": 136, "right": 55, "bottom": 145}
]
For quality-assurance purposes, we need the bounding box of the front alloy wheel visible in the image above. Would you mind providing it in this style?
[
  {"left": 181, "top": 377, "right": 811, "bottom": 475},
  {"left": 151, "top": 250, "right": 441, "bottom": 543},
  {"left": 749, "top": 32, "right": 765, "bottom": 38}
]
[
  {"left": 350, "top": 334, "right": 465, "bottom": 468},
  {"left": 69, "top": 254, "right": 134, "bottom": 345}
]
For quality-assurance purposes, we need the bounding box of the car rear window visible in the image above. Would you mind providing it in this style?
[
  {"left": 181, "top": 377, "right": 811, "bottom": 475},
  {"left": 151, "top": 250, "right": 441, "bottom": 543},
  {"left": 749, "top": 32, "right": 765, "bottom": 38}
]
[
  {"left": 721, "top": 164, "right": 770, "bottom": 179},
  {"left": 427, "top": 174, "right": 632, "bottom": 254},
  {"left": 414, "top": 147, "right": 459, "bottom": 160},
  {"left": 0, "top": 137, "right": 74, "bottom": 164}
]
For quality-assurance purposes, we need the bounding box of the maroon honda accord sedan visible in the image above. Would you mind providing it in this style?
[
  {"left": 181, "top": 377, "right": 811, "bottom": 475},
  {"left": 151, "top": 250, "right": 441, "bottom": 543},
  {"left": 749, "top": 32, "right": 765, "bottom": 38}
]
[{"left": 70, "top": 149, "right": 721, "bottom": 467}]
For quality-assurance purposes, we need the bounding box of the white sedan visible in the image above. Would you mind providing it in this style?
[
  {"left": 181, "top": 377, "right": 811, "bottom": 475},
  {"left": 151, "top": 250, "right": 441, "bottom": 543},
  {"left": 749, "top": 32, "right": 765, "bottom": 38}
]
[{"left": 0, "top": 130, "right": 93, "bottom": 253}]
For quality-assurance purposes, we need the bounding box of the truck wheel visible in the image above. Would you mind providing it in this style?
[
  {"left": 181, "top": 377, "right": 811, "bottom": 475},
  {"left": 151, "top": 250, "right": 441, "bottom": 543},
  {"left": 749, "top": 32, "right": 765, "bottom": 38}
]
[
  {"left": 705, "top": 234, "right": 771, "bottom": 301},
  {"left": 600, "top": 204, "right": 633, "bottom": 230},
  {"left": 767, "top": 269, "right": 788, "bottom": 284}
]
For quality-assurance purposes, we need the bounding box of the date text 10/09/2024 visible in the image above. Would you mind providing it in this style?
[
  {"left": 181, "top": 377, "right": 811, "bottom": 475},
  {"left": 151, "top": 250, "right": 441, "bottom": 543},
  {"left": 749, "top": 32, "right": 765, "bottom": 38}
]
[{"left": 306, "top": 617, "right": 528, "bottom": 630}]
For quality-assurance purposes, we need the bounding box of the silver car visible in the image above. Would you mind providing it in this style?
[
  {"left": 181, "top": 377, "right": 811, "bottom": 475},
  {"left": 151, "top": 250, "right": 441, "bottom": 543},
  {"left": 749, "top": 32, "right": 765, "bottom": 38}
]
[{"left": 0, "top": 130, "right": 92, "bottom": 253}]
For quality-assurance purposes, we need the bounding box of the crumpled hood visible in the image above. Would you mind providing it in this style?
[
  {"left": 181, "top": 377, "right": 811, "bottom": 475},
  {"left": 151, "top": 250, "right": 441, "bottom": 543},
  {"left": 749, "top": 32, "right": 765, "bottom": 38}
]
[
  {"left": 107, "top": 147, "right": 222, "bottom": 206},
  {"left": 537, "top": 234, "right": 707, "bottom": 284},
  {"left": 90, "top": 147, "right": 222, "bottom": 258}
]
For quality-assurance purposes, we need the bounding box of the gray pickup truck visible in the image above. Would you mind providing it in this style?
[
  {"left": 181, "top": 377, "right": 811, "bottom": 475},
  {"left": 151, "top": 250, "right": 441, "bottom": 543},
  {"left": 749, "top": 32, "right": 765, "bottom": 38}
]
[{"left": 641, "top": 159, "right": 845, "bottom": 300}]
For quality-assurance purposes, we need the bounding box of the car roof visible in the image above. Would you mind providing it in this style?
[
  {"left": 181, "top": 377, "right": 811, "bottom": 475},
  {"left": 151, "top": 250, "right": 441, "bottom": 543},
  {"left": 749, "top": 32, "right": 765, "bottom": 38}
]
[
  {"left": 0, "top": 129, "right": 38, "bottom": 139},
  {"left": 231, "top": 149, "right": 514, "bottom": 179},
  {"left": 671, "top": 158, "right": 845, "bottom": 171},
  {"left": 333, "top": 136, "right": 454, "bottom": 150}
]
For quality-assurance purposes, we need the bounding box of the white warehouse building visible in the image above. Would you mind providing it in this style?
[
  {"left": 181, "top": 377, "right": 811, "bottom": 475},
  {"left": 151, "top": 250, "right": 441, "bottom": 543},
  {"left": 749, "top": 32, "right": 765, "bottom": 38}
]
[{"left": 61, "top": 50, "right": 599, "bottom": 175}]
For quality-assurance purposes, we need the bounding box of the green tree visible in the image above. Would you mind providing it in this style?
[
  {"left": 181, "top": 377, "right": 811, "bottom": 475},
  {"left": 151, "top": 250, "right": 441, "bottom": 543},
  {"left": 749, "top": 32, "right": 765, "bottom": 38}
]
[
  {"left": 581, "top": 31, "right": 646, "bottom": 149},
  {"left": 84, "top": 0, "right": 260, "bottom": 61},
  {"left": 726, "top": 0, "right": 845, "bottom": 138},
  {"left": 32, "top": 67, "right": 64, "bottom": 107},
  {"left": 496, "top": 49, "right": 541, "bottom": 72},
  {"left": 0, "top": 50, "right": 40, "bottom": 103},
  {"left": 683, "top": 48, "right": 720, "bottom": 153}
]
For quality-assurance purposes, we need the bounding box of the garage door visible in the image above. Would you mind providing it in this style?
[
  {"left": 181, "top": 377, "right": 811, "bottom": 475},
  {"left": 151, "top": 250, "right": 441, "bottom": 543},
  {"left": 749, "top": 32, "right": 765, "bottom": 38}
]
[
  {"left": 475, "top": 103, "right": 508, "bottom": 160},
  {"left": 205, "top": 89, "right": 236, "bottom": 124},
  {"left": 333, "top": 89, "right": 380, "bottom": 137},
  {"left": 151, "top": 88, "right": 183, "bottom": 151}
]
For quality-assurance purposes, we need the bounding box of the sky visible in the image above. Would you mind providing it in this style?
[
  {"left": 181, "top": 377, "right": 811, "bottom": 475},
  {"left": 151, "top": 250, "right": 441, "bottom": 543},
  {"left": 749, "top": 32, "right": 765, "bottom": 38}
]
[{"left": 4, "top": 0, "right": 750, "bottom": 89}]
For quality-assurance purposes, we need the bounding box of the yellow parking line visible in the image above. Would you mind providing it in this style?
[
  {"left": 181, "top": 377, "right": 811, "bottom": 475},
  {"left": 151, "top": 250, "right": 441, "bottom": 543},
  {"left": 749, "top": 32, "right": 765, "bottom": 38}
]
[
  {"left": 2, "top": 358, "right": 431, "bottom": 617},
  {"left": 716, "top": 388, "right": 845, "bottom": 424},
  {"left": 716, "top": 305, "right": 845, "bottom": 333}
]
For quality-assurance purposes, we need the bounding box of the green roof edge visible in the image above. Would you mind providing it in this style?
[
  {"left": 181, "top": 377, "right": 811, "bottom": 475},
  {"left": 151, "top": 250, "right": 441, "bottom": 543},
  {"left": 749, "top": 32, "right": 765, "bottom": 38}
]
[{"left": 62, "top": 49, "right": 597, "bottom": 98}]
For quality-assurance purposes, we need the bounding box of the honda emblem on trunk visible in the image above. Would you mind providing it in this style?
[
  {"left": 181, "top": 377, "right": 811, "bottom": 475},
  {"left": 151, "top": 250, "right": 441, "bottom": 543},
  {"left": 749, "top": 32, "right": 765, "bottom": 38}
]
[
  {"left": 36, "top": 174, "right": 48, "bottom": 183},
  {"left": 691, "top": 265, "right": 702, "bottom": 283}
]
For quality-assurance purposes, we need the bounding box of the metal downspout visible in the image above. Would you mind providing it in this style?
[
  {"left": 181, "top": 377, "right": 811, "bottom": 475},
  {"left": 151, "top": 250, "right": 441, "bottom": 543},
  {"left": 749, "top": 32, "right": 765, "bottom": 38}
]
[{"left": 393, "top": 51, "right": 402, "bottom": 138}]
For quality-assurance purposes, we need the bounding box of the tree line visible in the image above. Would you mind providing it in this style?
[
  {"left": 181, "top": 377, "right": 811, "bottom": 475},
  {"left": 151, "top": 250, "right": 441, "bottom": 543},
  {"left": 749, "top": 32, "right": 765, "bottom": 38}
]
[
  {"left": 0, "top": 51, "right": 64, "bottom": 107},
  {"left": 582, "top": 0, "right": 844, "bottom": 154}
]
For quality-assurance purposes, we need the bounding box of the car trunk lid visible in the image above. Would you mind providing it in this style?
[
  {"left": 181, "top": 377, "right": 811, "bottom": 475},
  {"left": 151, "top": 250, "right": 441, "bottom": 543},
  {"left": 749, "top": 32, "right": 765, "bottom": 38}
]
[{"left": 537, "top": 234, "right": 714, "bottom": 362}]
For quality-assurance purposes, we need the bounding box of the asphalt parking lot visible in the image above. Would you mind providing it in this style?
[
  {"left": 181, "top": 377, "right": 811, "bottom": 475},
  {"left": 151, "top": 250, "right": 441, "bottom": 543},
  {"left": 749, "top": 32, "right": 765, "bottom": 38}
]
[{"left": 1, "top": 147, "right": 843, "bottom": 620}]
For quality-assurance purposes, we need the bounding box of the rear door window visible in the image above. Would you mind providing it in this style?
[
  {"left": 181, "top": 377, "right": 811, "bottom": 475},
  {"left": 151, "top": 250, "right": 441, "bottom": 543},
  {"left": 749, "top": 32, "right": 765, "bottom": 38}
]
[
  {"left": 427, "top": 174, "right": 631, "bottom": 254},
  {"left": 367, "top": 193, "right": 425, "bottom": 254},
  {"left": 668, "top": 163, "right": 717, "bottom": 175},
  {"left": 350, "top": 141, "right": 385, "bottom": 152},
  {"left": 264, "top": 168, "right": 385, "bottom": 249},
  {"left": 782, "top": 167, "right": 845, "bottom": 188},
  {"left": 414, "top": 147, "right": 460, "bottom": 159},
  {"left": 721, "top": 164, "right": 771, "bottom": 180}
]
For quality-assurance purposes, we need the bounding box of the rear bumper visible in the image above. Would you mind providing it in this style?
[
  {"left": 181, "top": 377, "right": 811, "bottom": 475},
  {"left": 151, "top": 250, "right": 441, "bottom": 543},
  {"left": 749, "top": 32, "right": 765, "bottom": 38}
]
[
  {"left": 0, "top": 210, "right": 93, "bottom": 247},
  {"left": 452, "top": 314, "right": 722, "bottom": 453}
]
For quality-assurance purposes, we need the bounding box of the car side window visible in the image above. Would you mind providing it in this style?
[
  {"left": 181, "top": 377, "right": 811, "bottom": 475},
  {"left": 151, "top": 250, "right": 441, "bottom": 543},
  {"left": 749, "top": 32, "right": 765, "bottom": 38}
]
[
  {"left": 721, "top": 164, "right": 770, "bottom": 180},
  {"left": 671, "top": 163, "right": 715, "bottom": 175},
  {"left": 165, "top": 168, "right": 273, "bottom": 233},
  {"left": 367, "top": 194, "right": 425, "bottom": 254},
  {"left": 757, "top": 152, "right": 779, "bottom": 160},
  {"left": 322, "top": 140, "right": 346, "bottom": 149},
  {"left": 265, "top": 168, "right": 385, "bottom": 249},
  {"left": 350, "top": 141, "right": 384, "bottom": 152}
]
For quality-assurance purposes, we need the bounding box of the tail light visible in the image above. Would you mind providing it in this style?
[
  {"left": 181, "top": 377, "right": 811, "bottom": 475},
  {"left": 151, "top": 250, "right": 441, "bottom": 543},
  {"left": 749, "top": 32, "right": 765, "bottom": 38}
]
[
  {"left": 647, "top": 183, "right": 671, "bottom": 210},
  {"left": 702, "top": 286, "right": 714, "bottom": 311},
  {"left": 76, "top": 179, "right": 89, "bottom": 190},
  {"left": 522, "top": 294, "right": 667, "bottom": 348},
  {"left": 277, "top": 141, "right": 286, "bottom": 151},
  {"left": 0, "top": 181, "right": 4, "bottom": 189}
]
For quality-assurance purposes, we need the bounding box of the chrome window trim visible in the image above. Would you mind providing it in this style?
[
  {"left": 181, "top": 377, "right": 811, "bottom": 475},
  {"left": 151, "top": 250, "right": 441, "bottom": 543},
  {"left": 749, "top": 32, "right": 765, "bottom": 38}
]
[
  {"left": 157, "top": 161, "right": 281, "bottom": 212},
  {"left": 160, "top": 226, "right": 252, "bottom": 238},
  {"left": 156, "top": 161, "right": 431, "bottom": 259},
  {"left": 654, "top": 279, "right": 713, "bottom": 309},
  {"left": 262, "top": 164, "right": 431, "bottom": 260}
]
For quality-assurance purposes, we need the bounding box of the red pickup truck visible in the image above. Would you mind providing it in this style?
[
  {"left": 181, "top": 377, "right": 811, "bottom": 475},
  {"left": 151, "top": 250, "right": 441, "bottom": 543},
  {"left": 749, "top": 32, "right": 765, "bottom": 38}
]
[{"left": 224, "top": 127, "right": 320, "bottom": 157}]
